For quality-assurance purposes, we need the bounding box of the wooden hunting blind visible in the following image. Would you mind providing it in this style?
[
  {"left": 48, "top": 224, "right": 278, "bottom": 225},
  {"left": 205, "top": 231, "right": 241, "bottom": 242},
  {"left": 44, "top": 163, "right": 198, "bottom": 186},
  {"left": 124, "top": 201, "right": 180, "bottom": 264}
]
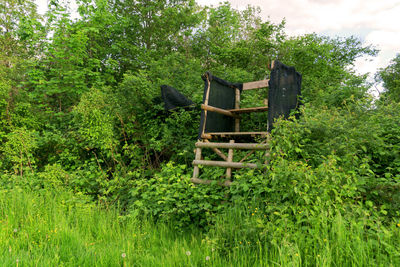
[{"left": 192, "top": 61, "right": 302, "bottom": 186}]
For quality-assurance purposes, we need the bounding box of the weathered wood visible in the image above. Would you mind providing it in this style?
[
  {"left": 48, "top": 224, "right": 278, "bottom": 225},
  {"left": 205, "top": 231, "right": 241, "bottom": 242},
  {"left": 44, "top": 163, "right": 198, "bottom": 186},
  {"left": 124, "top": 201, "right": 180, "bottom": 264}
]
[
  {"left": 229, "top": 106, "right": 268, "bottom": 114},
  {"left": 192, "top": 147, "right": 202, "bottom": 179},
  {"left": 202, "top": 133, "right": 212, "bottom": 139},
  {"left": 239, "top": 150, "right": 255, "bottom": 163},
  {"left": 204, "top": 140, "right": 228, "bottom": 161},
  {"left": 190, "top": 177, "right": 232, "bottom": 187},
  {"left": 195, "top": 142, "right": 268, "bottom": 150},
  {"left": 193, "top": 160, "right": 258, "bottom": 169},
  {"left": 201, "top": 104, "right": 239, "bottom": 118},
  {"left": 202, "top": 132, "right": 268, "bottom": 138},
  {"left": 226, "top": 140, "right": 234, "bottom": 179},
  {"left": 268, "top": 60, "right": 275, "bottom": 70},
  {"left": 242, "top": 79, "right": 269, "bottom": 90},
  {"left": 200, "top": 76, "right": 211, "bottom": 136},
  {"left": 235, "top": 88, "right": 240, "bottom": 132}
]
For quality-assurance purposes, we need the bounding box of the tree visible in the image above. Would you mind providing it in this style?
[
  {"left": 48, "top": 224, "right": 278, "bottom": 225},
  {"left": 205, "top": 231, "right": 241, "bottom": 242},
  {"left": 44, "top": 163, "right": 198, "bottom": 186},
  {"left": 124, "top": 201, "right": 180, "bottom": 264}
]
[
  {"left": 278, "top": 34, "right": 377, "bottom": 106},
  {"left": 378, "top": 54, "right": 400, "bottom": 103}
]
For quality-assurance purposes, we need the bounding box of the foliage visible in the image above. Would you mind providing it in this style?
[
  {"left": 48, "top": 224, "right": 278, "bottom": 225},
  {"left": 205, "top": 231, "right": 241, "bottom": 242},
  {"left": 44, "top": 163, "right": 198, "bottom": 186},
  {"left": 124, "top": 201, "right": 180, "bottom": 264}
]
[
  {"left": 279, "top": 34, "right": 377, "bottom": 106},
  {"left": 0, "top": 0, "right": 399, "bottom": 264},
  {"left": 1, "top": 185, "right": 400, "bottom": 266},
  {"left": 377, "top": 53, "right": 400, "bottom": 103},
  {"left": 129, "top": 162, "right": 228, "bottom": 228}
]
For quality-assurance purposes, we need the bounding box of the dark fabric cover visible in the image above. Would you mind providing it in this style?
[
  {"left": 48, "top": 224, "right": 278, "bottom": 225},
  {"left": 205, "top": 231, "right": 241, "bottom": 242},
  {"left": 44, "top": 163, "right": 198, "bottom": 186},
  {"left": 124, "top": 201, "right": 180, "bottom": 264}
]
[
  {"left": 198, "top": 72, "right": 242, "bottom": 139},
  {"left": 268, "top": 61, "right": 302, "bottom": 131},
  {"left": 161, "top": 85, "right": 194, "bottom": 111}
]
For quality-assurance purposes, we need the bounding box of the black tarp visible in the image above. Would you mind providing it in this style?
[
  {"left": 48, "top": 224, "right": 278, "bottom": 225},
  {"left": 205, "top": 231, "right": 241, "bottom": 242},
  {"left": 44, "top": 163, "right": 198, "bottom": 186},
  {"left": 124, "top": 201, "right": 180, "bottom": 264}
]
[
  {"left": 268, "top": 61, "right": 302, "bottom": 131},
  {"left": 161, "top": 85, "right": 194, "bottom": 111},
  {"left": 198, "top": 72, "right": 242, "bottom": 139}
]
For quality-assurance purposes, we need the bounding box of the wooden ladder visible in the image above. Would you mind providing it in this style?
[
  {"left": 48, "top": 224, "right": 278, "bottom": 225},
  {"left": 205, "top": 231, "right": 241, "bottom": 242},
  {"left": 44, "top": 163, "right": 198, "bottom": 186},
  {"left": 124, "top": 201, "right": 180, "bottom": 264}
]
[{"left": 192, "top": 75, "right": 272, "bottom": 186}]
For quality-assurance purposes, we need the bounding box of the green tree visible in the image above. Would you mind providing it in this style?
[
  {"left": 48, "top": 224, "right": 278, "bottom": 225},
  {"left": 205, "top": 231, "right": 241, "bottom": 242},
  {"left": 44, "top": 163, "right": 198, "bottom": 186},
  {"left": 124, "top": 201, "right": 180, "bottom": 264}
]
[
  {"left": 278, "top": 34, "right": 377, "bottom": 106},
  {"left": 378, "top": 54, "right": 400, "bottom": 103}
]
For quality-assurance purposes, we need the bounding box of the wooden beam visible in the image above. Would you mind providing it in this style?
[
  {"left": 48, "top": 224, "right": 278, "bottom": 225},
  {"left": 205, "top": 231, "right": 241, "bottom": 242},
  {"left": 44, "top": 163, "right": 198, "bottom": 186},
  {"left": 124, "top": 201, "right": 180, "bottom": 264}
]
[
  {"left": 239, "top": 150, "right": 255, "bottom": 163},
  {"left": 200, "top": 76, "right": 211, "bottom": 137},
  {"left": 190, "top": 177, "right": 232, "bottom": 187},
  {"left": 229, "top": 106, "right": 268, "bottom": 114},
  {"left": 193, "top": 160, "right": 258, "bottom": 169},
  {"left": 235, "top": 88, "right": 240, "bottom": 132},
  {"left": 201, "top": 133, "right": 212, "bottom": 139},
  {"left": 242, "top": 79, "right": 269, "bottom": 90},
  {"left": 202, "top": 132, "right": 268, "bottom": 138},
  {"left": 195, "top": 142, "right": 268, "bottom": 150},
  {"left": 204, "top": 140, "right": 227, "bottom": 161},
  {"left": 201, "top": 104, "right": 239, "bottom": 118}
]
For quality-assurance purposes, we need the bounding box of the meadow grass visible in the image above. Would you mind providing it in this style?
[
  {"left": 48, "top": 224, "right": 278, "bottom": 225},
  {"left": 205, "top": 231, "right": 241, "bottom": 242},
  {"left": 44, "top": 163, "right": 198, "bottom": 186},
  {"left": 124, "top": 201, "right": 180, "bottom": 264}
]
[{"left": 1, "top": 187, "right": 399, "bottom": 266}]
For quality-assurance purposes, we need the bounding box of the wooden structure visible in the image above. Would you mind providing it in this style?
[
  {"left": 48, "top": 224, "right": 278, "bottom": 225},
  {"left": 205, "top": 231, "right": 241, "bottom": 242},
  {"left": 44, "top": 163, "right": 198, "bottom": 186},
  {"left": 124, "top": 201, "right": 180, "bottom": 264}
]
[{"left": 191, "top": 65, "right": 274, "bottom": 186}]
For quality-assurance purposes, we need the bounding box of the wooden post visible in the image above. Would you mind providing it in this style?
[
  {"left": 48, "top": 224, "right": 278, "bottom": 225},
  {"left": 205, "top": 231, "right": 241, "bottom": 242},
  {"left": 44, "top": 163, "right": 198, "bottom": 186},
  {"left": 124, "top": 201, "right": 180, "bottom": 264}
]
[
  {"left": 192, "top": 147, "right": 202, "bottom": 179},
  {"left": 226, "top": 140, "right": 234, "bottom": 179},
  {"left": 235, "top": 88, "right": 240, "bottom": 132},
  {"left": 201, "top": 76, "right": 211, "bottom": 137}
]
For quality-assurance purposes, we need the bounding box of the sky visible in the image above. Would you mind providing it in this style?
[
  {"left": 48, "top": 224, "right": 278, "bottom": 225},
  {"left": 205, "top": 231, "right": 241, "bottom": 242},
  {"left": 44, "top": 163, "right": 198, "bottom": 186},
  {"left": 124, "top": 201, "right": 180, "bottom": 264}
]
[{"left": 35, "top": 0, "right": 400, "bottom": 78}]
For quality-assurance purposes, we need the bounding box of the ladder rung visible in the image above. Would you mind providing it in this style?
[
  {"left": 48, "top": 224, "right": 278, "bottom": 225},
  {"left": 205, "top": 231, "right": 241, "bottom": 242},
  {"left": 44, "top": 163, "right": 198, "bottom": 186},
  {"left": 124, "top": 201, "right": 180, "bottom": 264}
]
[
  {"left": 202, "top": 132, "right": 268, "bottom": 139},
  {"left": 190, "top": 178, "right": 232, "bottom": 187},
  {"left": 193, "top": 160, "right": 258, "bottom": 169},
  {"left": 195, "top": 142, "right": 268, "bottom": 150}
]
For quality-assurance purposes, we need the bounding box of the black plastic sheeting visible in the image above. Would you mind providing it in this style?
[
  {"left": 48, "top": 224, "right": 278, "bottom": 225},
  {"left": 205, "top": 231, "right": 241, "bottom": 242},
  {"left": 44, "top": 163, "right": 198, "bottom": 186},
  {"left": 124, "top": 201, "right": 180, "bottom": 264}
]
[
  {"left": 161, "top": 85, "right": 194, "bottom": 111},
  {"left": 268, "top": 61, "right": 302, "bottom": 131},
  {"left": 198, "top": 72, "right": 242, "bottom": 139}
]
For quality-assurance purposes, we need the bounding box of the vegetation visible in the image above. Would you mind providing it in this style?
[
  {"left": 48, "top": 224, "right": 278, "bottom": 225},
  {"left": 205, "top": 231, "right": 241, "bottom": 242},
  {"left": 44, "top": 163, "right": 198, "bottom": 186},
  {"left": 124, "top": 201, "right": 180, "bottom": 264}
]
[{"left": 0, "top": 0, "right": 399, "bottom": 265}]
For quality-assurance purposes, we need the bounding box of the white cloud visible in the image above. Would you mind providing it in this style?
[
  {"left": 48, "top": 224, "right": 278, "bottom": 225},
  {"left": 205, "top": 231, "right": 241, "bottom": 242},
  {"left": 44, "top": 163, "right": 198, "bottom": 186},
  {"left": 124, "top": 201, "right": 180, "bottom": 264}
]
[{"left": 35, "top": 0, "right": 48, "bottom": 14}]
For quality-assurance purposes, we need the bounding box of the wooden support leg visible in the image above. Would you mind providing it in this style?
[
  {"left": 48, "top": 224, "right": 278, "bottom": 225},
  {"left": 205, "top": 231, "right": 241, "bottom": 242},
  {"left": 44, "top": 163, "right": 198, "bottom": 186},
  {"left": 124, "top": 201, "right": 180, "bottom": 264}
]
[
  {"left": 192, "top": 147, "right": 202, "bottom": 179},
  {"left": 235, "top": 88, "right": 240, "bottom": 132},
  {"left": 226, "top": 140, "right": 234, "bottom": 180}
]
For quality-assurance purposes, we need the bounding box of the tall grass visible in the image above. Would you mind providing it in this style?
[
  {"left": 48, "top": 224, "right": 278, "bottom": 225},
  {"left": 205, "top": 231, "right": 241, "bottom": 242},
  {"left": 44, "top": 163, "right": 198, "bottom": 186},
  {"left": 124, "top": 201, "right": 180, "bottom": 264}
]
[{"left": 1, "top": 188, "right": 399, "bottom": 266}]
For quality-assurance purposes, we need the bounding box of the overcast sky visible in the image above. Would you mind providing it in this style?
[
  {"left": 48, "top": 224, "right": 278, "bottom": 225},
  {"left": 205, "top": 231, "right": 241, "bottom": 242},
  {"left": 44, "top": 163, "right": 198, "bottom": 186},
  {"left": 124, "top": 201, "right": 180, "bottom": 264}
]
[{"left": 35, "top": 0, "right": 399, "bottom": 77}]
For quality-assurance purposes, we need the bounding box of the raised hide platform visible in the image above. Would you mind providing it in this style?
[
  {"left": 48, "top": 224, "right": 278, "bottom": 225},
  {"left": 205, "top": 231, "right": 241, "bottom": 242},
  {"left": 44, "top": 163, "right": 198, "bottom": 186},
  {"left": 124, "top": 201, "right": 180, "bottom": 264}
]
[{"left": 192, "top": 61, "right": 301, "bottom": 186}]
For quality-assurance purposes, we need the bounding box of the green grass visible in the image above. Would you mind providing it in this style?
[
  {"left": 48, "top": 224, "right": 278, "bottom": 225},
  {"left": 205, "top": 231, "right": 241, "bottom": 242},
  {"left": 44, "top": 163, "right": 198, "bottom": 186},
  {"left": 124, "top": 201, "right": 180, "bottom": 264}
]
[{"left": 1, "top": 187, "right": 400, "bottom": 266}]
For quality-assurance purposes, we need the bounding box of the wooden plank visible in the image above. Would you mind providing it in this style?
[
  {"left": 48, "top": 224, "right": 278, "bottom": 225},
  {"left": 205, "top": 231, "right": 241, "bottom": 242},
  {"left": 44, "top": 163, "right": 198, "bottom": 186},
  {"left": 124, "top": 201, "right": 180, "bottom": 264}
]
[
  {"left": 201, "top": 104, "right": 239, "bottom": 118},
  {"left": 193, "top": 160, "right": 258, "bottom": 169},
  {"left": 242, "top": 79, "right": 269, "bottom": 90},
  {"left": 195, "top": 142, "right": 268, "bottom": 150},
  {"left": 204, "top": 140, "right": 227, "bottom": 161},
  {"left": 202, "top": 132, "right": 268, "bottom": 138},
  {"left": 192, "top": 147, "right": 202, "bottom": 179},
  {"left": 190, "top": 177, "right": 232, "bottom": 187},
  {"left": 226, "top": 140, "right": 234, "bottom": 179},
  {"left": 229, "top": 106, "right": 268, "bottom": 114}
]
